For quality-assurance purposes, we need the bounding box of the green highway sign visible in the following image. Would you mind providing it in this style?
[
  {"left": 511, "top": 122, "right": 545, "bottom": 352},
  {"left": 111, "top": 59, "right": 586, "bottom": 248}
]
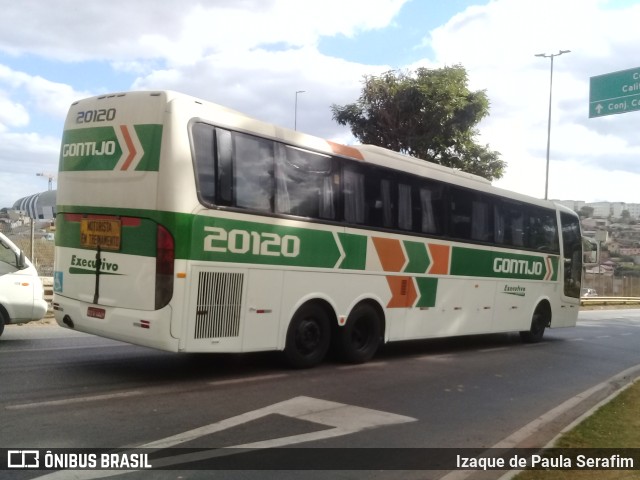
[{"left": 589, "top": 66, "right": 640, "bottom": 118}]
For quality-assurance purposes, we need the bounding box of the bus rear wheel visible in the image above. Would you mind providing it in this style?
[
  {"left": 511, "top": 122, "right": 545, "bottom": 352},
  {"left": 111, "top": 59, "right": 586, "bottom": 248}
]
[
  {"left": 520, "top": 304, "right": 549, "bottom": 343},
  {"left": 336, "top": 303, "right": 381, "bottom": 364},
  {"left": 284, "top": 304, "right": 331, "bottom": 369}
]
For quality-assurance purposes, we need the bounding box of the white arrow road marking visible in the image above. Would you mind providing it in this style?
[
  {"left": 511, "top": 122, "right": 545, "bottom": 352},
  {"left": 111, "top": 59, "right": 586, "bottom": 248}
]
[{"left": 32, "top": 396, "right": 416, "bottom": 479}]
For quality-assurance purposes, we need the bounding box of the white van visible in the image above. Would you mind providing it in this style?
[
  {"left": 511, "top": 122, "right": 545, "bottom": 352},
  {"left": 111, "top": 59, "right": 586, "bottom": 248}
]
[{"left": 0, "top": 232, "right": 49, "bottom": 336}]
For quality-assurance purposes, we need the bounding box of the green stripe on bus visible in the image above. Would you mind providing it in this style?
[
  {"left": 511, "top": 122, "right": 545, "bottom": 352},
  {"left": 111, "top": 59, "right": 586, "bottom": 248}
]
[
  {"left": 403, "top": 240, "right": 430, "bottom": 274},
  {"left": 56, "top": 213, "right": 159, "bottom": 257},
  {"left": 450, "top": 247, "right": 558, "bottom": 281},
  {"left": 191, "top": 216, "right": 343, "bottom": 268},
  {"left": 415, "top": 277, "right": 438, "bottom": 307},
  {"left": 337, "top": 233, "right": 367, "bottom": 270},
  {"left": 57, "top": 205, "right": 560, "bottom": 282}
]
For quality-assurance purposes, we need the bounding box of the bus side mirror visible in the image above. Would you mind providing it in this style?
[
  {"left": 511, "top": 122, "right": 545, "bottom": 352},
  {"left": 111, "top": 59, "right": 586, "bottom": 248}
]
[{"left": 583, "top": 237, "right": 599, "bottom": 266}]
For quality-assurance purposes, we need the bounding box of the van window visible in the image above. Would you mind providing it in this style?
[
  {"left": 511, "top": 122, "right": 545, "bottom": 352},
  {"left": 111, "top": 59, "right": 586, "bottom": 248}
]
[{"left": 0, "top": 237, "right": 20, "bottom": 275}]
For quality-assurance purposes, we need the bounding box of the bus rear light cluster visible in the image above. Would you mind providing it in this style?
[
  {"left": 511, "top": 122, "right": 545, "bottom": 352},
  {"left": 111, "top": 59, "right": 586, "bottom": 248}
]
[{"left": 155, "top": 225, "right": 175, "bottom": 310}]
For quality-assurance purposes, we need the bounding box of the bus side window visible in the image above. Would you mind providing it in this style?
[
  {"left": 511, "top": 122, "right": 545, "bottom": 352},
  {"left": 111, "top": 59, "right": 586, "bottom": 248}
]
[
  {"left": 528, "top": 209, "right": 559, "bottom": 252},
  {"left": 191, "top": 122, "right": 216, "bottom": 205},
  {"left": 418, "top": 183, "right": 444, "bottom": 235},
  {"left": 495, "top": 200, "right": 525, "bottom": 247},
  {"left": 561, "top": 212, "right": 582, "bottom": 298},
  {"left": 471, "top": 196, "right": 493, "bottom": 242},
  {"left": 450, "top": 188, "right": 473, "bottom": 240},
  {"left": 216, "top": 128, "right": 233, "bottom": 205},
  {"left": 232, "top": 132, "right": 275, "bottom": 212},
  {"left": 276, "top": 145, "right": 335, "bottom": 219},
  {"left": 364, "top": 173, "right": 394, "bottom": 228},
  {"left": 398, "top": 183, "right": 412, "bottom": 231},
  {"left": 343, "top": 164, "right": 365, "bottom": 224}
]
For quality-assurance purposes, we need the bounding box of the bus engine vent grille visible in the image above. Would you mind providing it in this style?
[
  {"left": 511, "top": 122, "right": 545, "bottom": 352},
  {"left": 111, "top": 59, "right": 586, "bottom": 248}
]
[{"left": 195, "top": 271, "right": 244, "bottom": 339}]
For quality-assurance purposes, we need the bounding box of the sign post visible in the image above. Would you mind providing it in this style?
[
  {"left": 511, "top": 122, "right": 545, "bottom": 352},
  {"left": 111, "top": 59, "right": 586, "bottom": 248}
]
[{"left": 589, "top": 67, "right": 640, "bottom": 118}]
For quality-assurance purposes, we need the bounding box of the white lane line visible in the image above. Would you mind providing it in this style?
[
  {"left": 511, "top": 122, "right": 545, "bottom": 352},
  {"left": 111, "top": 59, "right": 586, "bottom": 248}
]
[
  {"left": 336, "top": 361, "right": 388, "bottom": 370},
  {"left": 478, "top": 347, "right": 508, "bottom": 353},
  {"left": 6, "top": 391, "right": 144, "bottom": 410},
  {"left": 209, "top": 373, "right": 288, "bottom": 386},
  {"left": 31, "top": 396, "right": 417, "bottom": 479},
  {"left": 0, "top": 344, "right": 130, "bottom": 354}
]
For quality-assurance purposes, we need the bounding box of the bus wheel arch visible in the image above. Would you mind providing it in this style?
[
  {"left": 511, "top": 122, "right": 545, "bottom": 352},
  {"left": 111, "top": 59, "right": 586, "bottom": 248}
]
[
  {"left": 520, "top": 299, "right": 551, "bottom": 343},
  {"left": 335, "top": 300, "right": 385, "bottom": 364},
  {"left": 284, "top": 300, "right": 334, "bottom": 369}
]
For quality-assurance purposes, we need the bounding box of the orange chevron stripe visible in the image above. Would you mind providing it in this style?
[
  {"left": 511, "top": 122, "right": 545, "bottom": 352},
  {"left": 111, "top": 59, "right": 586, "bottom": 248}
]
[
  {"left": 372, "top": 237, "right": 405, "bottom": 272},
  {"left": 327, "top": 140, "right": 364, "bottom": 160},
  {"left": 427, "top": 244, "right": 450, "bottom": 275},
  {"left": 119, "top": 125, "right": 137, "bottom": 171},
  {"left": 386, "top": 276, "right": 417, "bottom": 308}
]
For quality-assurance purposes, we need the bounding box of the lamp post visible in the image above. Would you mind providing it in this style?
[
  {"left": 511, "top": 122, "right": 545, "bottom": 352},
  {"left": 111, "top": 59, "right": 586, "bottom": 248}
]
[
  {"left": 535, "top": 49, "right": 570, "bottom": 200},
  {"left": 294, "top": 90, "right": 305, "bottom": 131}
]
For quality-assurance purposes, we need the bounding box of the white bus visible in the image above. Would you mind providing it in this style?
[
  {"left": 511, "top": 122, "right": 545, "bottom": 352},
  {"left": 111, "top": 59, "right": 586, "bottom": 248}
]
[{"left": 53, "top": 90, "right": 585, "bottom": 368}]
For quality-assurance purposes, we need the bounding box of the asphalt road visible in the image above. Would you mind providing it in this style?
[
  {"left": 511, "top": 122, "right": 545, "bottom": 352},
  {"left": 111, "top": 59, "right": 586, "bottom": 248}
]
[{"left": 2, "top": 309, "right": 640, "bottom": 480}]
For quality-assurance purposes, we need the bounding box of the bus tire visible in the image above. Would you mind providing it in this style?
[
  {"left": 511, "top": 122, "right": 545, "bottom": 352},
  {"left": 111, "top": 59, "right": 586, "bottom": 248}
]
[
  {"left": 284, "top": 303, "right": 331, "bottom": 369},
  {"left": 336, "top": 303, "right": 381, "bottom": 364},
  {"left": 520, "top": 303, "right": 550, "bottom": 343}
]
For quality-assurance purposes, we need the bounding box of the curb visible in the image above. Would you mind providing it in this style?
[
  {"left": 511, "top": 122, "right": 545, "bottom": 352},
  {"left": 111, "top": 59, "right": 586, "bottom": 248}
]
[{"left": 439, "top": 364, "right": 640, "bottom": 480}]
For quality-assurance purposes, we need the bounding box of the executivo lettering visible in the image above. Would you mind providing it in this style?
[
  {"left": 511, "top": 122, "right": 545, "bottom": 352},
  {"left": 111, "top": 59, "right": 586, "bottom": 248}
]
[
  {"left": 70, "top": 254, "right": 119, "bottom": 273},
  {"left": 503, "top": 285, "right": 526, "bottom": 296}
]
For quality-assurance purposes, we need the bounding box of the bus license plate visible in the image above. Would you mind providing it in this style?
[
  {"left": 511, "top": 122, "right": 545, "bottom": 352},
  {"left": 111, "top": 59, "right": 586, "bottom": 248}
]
[
  {"left": 80, "top": 218, "right": 122, "bottom": 251},
  {"left": 87, "top": 307, "right": 106, "bottom": 319}
]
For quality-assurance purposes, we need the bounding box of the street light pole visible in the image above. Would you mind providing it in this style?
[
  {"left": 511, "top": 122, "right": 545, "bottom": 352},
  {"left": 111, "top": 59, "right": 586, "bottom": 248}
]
[
  {"left": 294, "top": 90, "right": 305, "bottom": 131},
  {"left": 535, "top": 49, "right": 570, "bottom": 200}
]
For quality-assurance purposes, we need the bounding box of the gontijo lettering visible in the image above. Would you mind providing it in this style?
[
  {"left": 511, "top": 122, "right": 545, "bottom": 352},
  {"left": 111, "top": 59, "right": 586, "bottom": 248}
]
[
  {"left": 62, "top": 141, "right": 117, "bottom": 157},
  {"left": 493, "top": 257, "right": 543, "bottom": 276}
]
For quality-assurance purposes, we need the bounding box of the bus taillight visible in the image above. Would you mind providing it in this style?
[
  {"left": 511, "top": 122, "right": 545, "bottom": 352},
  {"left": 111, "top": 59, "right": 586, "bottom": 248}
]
[{"left": 155, "top": 225, "right": 174, "bottom": 309}]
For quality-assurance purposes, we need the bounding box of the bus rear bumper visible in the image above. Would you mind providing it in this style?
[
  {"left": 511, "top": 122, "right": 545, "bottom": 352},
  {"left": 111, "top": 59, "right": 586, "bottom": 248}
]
[{"left": 53, "top": 296, "right": 179, "bottom": 352}]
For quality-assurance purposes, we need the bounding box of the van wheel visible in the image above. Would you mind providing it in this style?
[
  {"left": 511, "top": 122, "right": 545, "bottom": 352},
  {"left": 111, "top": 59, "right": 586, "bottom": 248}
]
[
  {"left": 0, "top": 310, "right": 6, "bottom": 337},
  {"left": 336, "top": 303, "right": 381, "bottom": 364},
  {"left": 284, "top": 304, "right": 331, "bottom": 369},
  {"left": 520, "top": 304, "right": 549, "bottom": 343}
]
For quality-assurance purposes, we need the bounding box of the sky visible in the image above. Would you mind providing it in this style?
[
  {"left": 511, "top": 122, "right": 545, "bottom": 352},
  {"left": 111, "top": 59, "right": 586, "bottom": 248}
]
[{"left": 1, "top": 0, "right": 640, "bottom": 209}]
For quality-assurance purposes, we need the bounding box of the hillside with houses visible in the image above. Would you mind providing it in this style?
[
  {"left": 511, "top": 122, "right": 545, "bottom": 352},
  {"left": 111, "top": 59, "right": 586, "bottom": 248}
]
[{"left": 558, "top": 200, "right": 640, "bottom": 297}]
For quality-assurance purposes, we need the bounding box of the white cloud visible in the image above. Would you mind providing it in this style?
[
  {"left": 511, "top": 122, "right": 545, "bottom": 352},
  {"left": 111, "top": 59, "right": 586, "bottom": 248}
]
[
  {"left": 0, "top": 95, "right": 29, "bottom": 130},
  {"left": 425, "top": 0, "right": 640, "bottom": 201},
  {"left": 132, "top": 46, "right": 386, "bottom": 139},
  {"left": 0, "top": 64, "right": 91, "bottom": 119}
]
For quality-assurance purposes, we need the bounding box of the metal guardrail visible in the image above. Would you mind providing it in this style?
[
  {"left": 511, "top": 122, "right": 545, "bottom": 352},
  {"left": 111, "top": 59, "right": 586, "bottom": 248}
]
[
  {"left": 42, "top": 277, "right": 53, "bottom": 306},
  {"left": 581, "top": 296, "right": 640, "bottom": 306}
]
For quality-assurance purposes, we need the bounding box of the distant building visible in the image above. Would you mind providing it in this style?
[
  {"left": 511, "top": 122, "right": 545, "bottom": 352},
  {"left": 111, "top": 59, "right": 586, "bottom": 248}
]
[
  {"left": 557, "top": 200, "right": 640, "bottom": 220},
  {"left": 555, "top": 200, "right": 585, "bottom": 212},
  {"left": 12, "top": 190, "right": 57, "bottom": 219}
]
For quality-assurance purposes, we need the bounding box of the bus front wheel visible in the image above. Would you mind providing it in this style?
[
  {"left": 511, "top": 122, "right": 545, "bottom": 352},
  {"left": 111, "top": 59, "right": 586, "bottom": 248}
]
[
  {"left": 284, "top": 304, "right": 331, "bottom": 369},
  {"left": 520, "top": 303, "right": 550, "bottom": 343},
  {"left": 336, "top": 303, "right": 382, "bottom": 364}
]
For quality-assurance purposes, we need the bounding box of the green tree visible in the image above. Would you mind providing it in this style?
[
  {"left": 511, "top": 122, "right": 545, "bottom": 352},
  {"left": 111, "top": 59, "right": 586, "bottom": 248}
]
[
  {"left": 579, "top": 206, "right": 594, "bottom": 218},
  {"left": 331, "top": 66, "right": 505, "bottom": 180}
]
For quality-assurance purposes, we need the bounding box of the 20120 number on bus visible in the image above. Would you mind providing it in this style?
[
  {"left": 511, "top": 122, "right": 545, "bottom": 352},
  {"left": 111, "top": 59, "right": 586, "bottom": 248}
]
[{"left": 203, "top": 226, "right": 301, "bottom": 258}]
